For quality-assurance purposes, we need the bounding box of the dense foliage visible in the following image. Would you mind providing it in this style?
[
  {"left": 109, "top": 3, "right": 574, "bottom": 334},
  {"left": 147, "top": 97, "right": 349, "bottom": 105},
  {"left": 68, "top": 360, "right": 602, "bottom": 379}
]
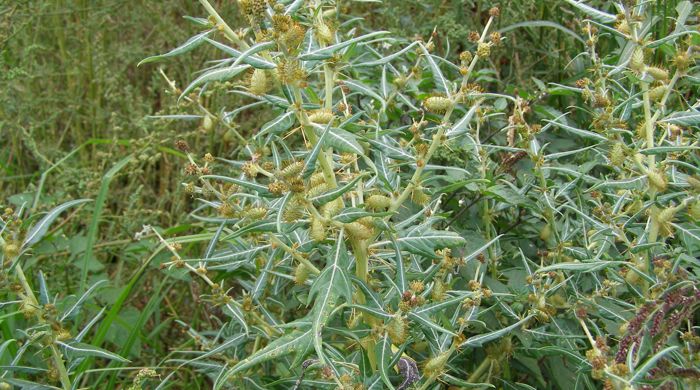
[{"left": 1, "top": 0, "right": 699, "bottom": 389}]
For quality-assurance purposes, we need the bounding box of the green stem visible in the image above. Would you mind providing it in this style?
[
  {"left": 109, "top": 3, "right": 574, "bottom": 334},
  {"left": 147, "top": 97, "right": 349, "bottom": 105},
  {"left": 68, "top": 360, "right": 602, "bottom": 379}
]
[
  {"left": 389, "top": 105, "right": 454, "bottom": 213},
  {"left": 15, "top": 264, "right": 72, "bottom": 390},
  {"left": 198, "top": 0, "right": 249, "bottom": 49},
  {"left": 467, "top": 357, "right": 492, "bottom": 384}
]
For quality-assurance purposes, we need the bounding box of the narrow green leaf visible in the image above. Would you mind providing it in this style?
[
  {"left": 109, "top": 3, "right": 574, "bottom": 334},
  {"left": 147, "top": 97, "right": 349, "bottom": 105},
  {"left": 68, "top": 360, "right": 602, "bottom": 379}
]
[
  {"left": 57, "top": 341, "right": 129, "bottom": 363},
  {"left": 299, "top": 31, "right": 390, "bottom": 60},
  {"left": 311, "top": 173, "right": 368, "bottom": 206},
  {"left": 139, "top": 30, "right": 213, "bottom": 65},
  {"left": 461, "top": 315, "right": 533, "bottom": 347},
  {"left": 23, "top": 198, "right": 92, "bottom": 249},
  {"left": 179, "top": 65, "right": 250, "bottom": 101}
]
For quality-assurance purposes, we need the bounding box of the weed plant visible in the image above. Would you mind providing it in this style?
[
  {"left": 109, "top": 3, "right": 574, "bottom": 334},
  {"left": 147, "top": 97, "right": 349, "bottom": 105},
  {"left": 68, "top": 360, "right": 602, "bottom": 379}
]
[{"left": 1, "top": 0, "right": 699, "bottom": 389}]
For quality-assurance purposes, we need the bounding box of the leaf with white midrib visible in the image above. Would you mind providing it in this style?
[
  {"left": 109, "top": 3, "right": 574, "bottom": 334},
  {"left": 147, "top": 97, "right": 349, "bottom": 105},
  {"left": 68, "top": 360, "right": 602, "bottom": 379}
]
[
  {"left": 220, "top": 328, "right": 313, "bottom": 383},
  {"left": 23, "top": 198, "right": 92, "bottom": 249},
  {"left": 57, "top": 341, "right": 129, "bottom": 363},
  {"left": 179, "top": 64, "right": 250, "bottom": 101},
  {"left": 309, "top": 230, "right": 352, "bottom": 364},
  {"left": 139, "top": 30, "right": 214, "bottom": 65},
  {"left": 420, "top": 43, "right": 451, "bottom": 97},
  {"left": 461, "top": 315, "right": 534, "bottom": 347},
  {"left": 299, "top": 31, "right": 390, "bottom": 60}
]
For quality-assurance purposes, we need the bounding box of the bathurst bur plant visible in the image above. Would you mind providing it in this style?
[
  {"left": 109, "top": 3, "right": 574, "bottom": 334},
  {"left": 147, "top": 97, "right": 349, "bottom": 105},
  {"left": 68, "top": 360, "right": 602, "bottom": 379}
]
[{"left": 142, "top": 0, "right": 700, "bottom": 389}]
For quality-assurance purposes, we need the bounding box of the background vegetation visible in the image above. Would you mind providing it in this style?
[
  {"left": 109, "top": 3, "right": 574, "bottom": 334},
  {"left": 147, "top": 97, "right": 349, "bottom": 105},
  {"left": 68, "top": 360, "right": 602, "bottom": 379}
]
[{"left": 1, "top": 0, "right": 698, "bottom": 389}]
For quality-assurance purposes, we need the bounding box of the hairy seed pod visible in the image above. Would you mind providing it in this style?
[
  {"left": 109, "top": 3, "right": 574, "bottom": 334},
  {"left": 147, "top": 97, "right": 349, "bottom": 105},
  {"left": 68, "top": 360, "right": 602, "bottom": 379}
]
[
  {"left": 309, "top": 172, "right": 325, "bottom": 188},
  {"left": 689, "top": 201, "right": 700, "bottom": 220},
  {"left": 630, "top": 48, "right": 645, "bottom": 73},
  {"left": 615, "top": 19, "right": 630, "bottom": 35},
  {"left": 357, "top": 216, "right": 374, "bottom": 229},
  {"left": 308, "top": 109, "right": 334, "bottom": 124},
  {"left": 423, "top": 350, "right": 451, "bottom": 378},
  {"left": 310, "top": 217, "right": 326, "bottom": 242},
  {"left": 609, "top": 142, "right": 625, "bottom": 166},
  {"left": 624, "top": 198, "right": 643, "bottom": 215},
  {"left": 688, "top": 176, "right": 700, "bottom": 192},
  {"left": 648, "top": 85, "right": 666, "bottom": 102},
  {"left": 321, "top": 198, "right": 343, "bottom": 218},
  {"left": 431, "top": 280, "right": 446, "bottom": 301},
  {"left": 218, "top": 202, "right": 237, "bottom": 218},
  {"left": 268, "top": 181, "right": 289, "bottom": 195},
  {"left": 539, "top": 223, "right": 551, "bottom": 241},
  {"left": 279, "top": 161, "right": 304, "bottom": 179},
  {"left": 366, "top": 194, "right": 391, "bottom": 210},
  {"left": 56, "top": 328, "right": 71, "bottom": 341},
  {"left": 20, "top": 299, "right": 37, "bottom": 318},
  {"left": 646, "top": 66, "right": 669, "bottom": 82},
  {"left": 307, "top": 182, "right": 329, "bottom": 198},
  {"left": 2, "top": 242, "right": 19, "bottom": 260},
  {"left": 316, "top": 22, "right": 333, "bottom": 44},
  {"left": 673, "top": 52, "right": 690, "bottom": 71},
  {"left": 476, "top": 42, "right": 491, "bottom": 58},
  {"left": 295, "top": 263, "right": 310, "bottom": 285},
  {"left": 244, "top": 207, "right": 267, "bottom": 220},
  {"left": 202, "top": 115, "right": 214, "bottom": 132},
  {"left": 345, "top": 222, "right": 373, "bottom": 240},
  {"left": 386, "top": 315, "right": 408, "bottom": 344},
  {"left": 625, "top": 268, "right": 639, "bottom": 284},
  {"left": 423, "top": 96, "right": 453, "bottom": 114},
  {"left": 249, "top": 69, "right": 269, "bottom": 95},
  {"left": 410, "top": 187, "right": 430, "bottom": 205},
  {"left": 647, "top": 170, "right": 667, "bottom": 192}
]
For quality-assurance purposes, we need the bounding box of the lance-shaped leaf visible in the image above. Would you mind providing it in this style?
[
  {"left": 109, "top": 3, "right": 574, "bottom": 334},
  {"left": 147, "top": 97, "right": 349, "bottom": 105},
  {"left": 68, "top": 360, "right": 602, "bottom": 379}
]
[
  {"left": 308, "top": 230, "right": 352, "bottom": 364},
  {"left": 219, "top": 328, "right": 313, "bottom": 387},
  {"left": 395, "top": 226, "right": 465, "bottom": 259},
  {"left": 179, "top": 64, "right": 250, "bottom": 101},
  {"left": 461, "top": 315, "right": 533, "bottom": 347},
  {"left": 407, "top": 311, "right": 456, "bottom": 335},
  {"left": 376, "top": 334, "right": 397, "bottom": 389},
  {"left": 310, "top": 173, "right": 368, "bottom": 206},
  {"left": 299, "top": 31, "right": 390, "bottom": 60},
  {"left": 303, "top": 123, "right": 332, "bottom": 179},
  {"left": 419, "top": 44, "right": 451, "bottom": 97},
  {"left": 332, "top": 207, "right": 393, "bottom": 223},
  {"left": 660, "top": 110, "right": 700, "bottom": 126},
  {"left": 60, "top": 280, "right": 108, "bottom": 321},
  {"left": 258, "top": 111, "right": 295, "bottom": 138},
  {"left": 200, "top": 175, "right": 277, "bottom": 197},
  {"left": 343, "top": 79, "right": 386, "bottom": 107},
  {"left": 323, "top": 127, "right": 365, "bottom": 156},
  {"left": 57, "top": 341, "right": 129, "bottom": 363},
  {"left": 564, "top": 0, "right": 616, "bottom": 22},
  {"left": 139, "top": 30, "right": 214, "bottom": 65},
  {"left": 205, "top": 38, "right": 276, "bottom": 69},
  {"left": 543, "top": 119, "right": 609, "bottom": 142},
  {"left": 231, "top": 41, "right": 275, "bottom": 67},
  {"left": 23, "top": 198, "right": 92, "bottom": 249},
  {"left": 356, "top": 41, "right": 421, "bottom": 67}
]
